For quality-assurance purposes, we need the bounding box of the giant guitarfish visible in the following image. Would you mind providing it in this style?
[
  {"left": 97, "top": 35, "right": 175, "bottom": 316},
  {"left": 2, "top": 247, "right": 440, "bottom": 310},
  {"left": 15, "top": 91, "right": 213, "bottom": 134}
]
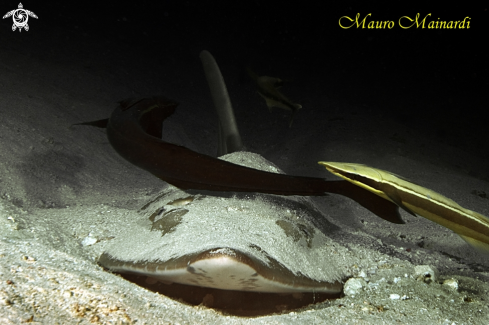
[
  {"left": 99, "top": 152, "right": 356, "bottom": 293},
  {"left": 88, "top": 97, "right": 400, "bottom": 293},
  {"left": 72, "top": 51, "right": 400, "bottom": 294},
  {"left": 69, "top": 93, "right": 395, "bottom": 294}
]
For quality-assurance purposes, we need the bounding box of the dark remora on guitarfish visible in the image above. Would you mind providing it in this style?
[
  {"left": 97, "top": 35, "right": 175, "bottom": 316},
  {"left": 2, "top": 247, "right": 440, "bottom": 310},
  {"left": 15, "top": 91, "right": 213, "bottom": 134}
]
[{"left": 103, "top": 96, "right": 401, "bottom": 224}]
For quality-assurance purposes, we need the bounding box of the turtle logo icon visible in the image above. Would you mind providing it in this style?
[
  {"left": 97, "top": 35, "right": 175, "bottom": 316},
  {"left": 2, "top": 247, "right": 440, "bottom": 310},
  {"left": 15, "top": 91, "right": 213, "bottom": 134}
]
[{"left": 3, "top": 3, "right": 38, "bottom": 32}]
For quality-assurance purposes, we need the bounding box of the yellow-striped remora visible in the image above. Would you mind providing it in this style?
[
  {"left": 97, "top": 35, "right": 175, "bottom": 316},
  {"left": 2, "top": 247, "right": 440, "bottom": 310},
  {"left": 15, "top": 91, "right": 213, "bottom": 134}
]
[{"left": 319, "top": 162, "right": 489, "bottom": 253}]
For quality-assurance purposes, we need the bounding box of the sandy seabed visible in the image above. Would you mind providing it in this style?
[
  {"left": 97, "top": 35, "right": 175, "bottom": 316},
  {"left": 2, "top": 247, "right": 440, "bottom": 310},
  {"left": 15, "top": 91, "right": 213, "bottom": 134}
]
[{"left": 0, "top": 11, "right": 488, "bottom": 324}]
